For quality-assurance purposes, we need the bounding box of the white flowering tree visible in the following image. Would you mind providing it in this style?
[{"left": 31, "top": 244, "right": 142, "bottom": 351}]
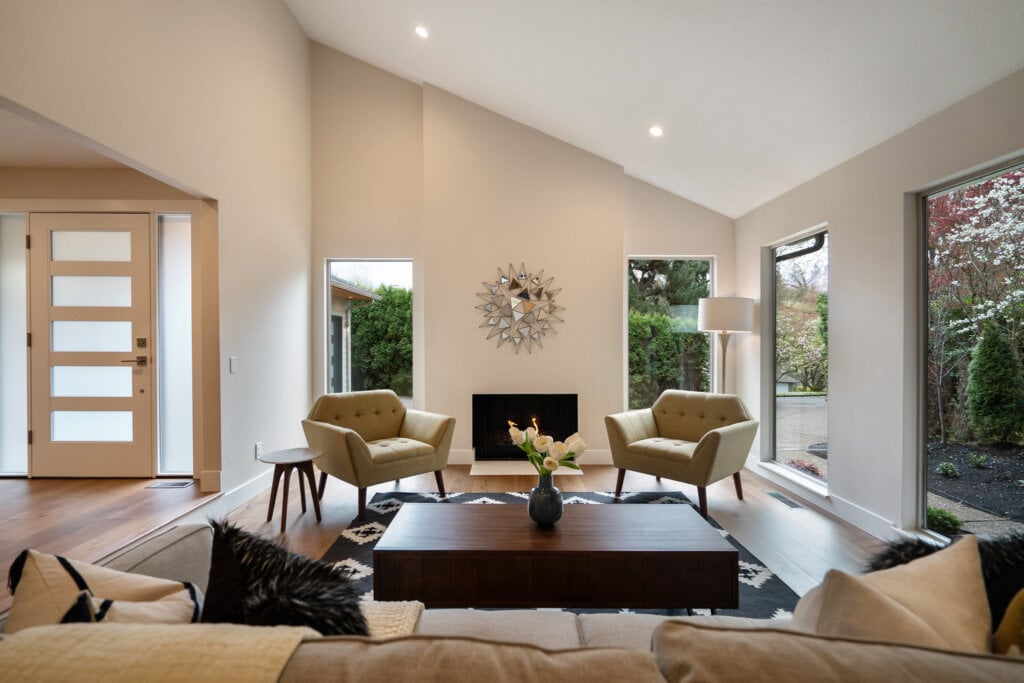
[{"left": 927, "top": 168, "right": 1024, "bottom": 442}]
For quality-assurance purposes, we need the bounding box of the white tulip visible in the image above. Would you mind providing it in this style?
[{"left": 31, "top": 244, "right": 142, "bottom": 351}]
[
  {"left": 525, "top": 426, "right": 538, "bottom": 441},
  {"left": 533, "top": 435, "right": 554, "bottom": 453},
  {"left": 549, "top": 441, "right": 569, "bottom": 459},
  {"left": 543, "top": 456, "right": 560, "bottom": 472},
  {"left": 509, "top": 426, "right": 525, "bottom": 445},
  {"left": 566, "top": 435, "right": 586, "bottom": 457}
]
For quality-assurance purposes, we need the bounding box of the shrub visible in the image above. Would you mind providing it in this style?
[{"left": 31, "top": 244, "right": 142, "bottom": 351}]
[
  {"left": 967, "top": 452, "right": 989, "bottom": 469},
  {"left": 350, "top": 285, "right": 413, "bottom": 396},
  {"left": 935, "top": 461, "right": 960, "bottom": 478},
  {"left": 926, "top": 506, "right": 963, "bottom": 537},
  {"left": 966, "top": 321, "right": 1024, "bottom": 443},
  {"left": 785, "top": 458, "right": 822, "bottom": 478}
]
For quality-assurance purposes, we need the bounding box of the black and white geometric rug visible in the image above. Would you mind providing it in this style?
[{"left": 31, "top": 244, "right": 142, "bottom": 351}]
[{"left": 321, "top": 491, "right": 798, "bottom": 620}]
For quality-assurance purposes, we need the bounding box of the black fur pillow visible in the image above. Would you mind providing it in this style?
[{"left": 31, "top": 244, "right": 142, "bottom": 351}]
[
  {"left": 866, "top": 532, "right": 1024, "bottom": 627},
  {"left": 202, "top": 519, "right": 368, "bottom": 636}
]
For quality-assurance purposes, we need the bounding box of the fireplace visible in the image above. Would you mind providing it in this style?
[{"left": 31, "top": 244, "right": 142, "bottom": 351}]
[{"left": 472, "top": 394, "right": 578, "bottom": 461}]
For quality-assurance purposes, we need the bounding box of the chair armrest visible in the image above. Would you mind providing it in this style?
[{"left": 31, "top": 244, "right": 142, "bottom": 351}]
[
  {"left": 302, "top": 419, "right": 373, "bottom": 485},
  {"left": 605, "top": 408, "right": 658, "bottom": 446},
  {"left": 400, "top": 410, "right": 455, "bottom": 449},
  {"left": 691, "top": 419, "right": 760, "bottom": 484}
]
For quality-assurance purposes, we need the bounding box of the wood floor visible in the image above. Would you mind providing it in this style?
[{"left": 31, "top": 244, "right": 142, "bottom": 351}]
[{"left": 0, "top": 466, "right": 884, "bottom": 616}]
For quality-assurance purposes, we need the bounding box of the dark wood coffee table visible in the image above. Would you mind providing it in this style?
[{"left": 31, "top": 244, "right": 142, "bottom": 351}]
[{"left": 373, "top": 502, "right": 738, "bottom": 609}]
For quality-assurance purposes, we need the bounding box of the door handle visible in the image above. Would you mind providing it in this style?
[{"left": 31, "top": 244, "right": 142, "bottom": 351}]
[{"left": 120, "top": 356, "right": 148, "bottom": 367}]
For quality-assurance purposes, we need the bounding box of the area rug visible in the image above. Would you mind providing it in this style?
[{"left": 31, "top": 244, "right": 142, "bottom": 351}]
[{"left": 321, "top": 491, "right": 798, "bottom": 620}]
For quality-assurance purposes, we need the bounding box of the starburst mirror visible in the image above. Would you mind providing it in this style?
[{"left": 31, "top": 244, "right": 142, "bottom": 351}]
[{"left": 476, "top": 263, "right": 564, "bottom": 353}]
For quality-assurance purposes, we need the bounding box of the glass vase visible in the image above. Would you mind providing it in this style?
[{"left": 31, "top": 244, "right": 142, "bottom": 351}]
[{"left": 528, "top": 472, "right": 563, "bottom": 527}]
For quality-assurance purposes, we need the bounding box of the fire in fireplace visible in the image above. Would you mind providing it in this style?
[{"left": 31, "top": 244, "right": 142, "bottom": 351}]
[{"left": 472, "top": 394, "right": 578, "bottom": 461}]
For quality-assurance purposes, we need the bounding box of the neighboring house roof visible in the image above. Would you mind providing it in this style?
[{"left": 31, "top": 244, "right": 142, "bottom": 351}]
[
  {"left": 330, "top": 278, "right": 381, "bottom": 303},
  {"left": 776, "top": 373, "right": 801, "bottom": 384}
]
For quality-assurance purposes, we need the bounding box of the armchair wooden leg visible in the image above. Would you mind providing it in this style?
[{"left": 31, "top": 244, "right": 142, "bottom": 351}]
[
  {"left": 615, "top": 468, "right": 626, "bottom": 497},
  {"left": 697, "top": 486, "right": 708, "bottom": 519},
  {"left": 357, "top": 487, "right": 367, "bottom": 521},
  {"left": 317, "top": 471, "right": 327, "bottom": 500},
  {"left": 434, "top": 470, "right": 447, "bottom": 498},
  {"left": 733, "top": 471, "right": 744, "bottom": 501}
]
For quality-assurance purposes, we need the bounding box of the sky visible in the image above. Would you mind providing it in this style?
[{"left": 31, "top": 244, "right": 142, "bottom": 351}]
[{"left": 329, "top": 260, "right": 413, "bottom": 290}]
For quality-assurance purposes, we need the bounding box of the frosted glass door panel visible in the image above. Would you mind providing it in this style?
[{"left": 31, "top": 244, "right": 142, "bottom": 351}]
[
  {"left": 52, "top": 366, "right": 133, "bottom": 397},
  {"left": 52, "top": 411, "right": 133, "bottom": 442},
  {"left": 51, "top": 230, "right": 131, "bottom": 261},
  {"left": 52, "top": 276, "right": 131, "bottom": 307},
  {"left": 51, "top": 321, "right": 132, "bottom": 352}
]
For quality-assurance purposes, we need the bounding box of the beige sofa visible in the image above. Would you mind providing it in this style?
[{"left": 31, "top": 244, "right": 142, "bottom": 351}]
[
  {"left": 606, "top": 390, "right": 759, "bottom": 517},
  {"left": 3, "top": 523, "right": 1021, "bottom": 681}
]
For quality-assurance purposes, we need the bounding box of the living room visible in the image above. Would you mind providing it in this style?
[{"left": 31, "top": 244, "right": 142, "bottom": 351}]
[{"left": 1, "top": 1, "right": 1024, "bottom": 675}]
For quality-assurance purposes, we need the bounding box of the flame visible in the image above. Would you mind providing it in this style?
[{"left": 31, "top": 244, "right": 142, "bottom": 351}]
[
  {"left": 532, "top": 416, "right": 540, "bottom": 433},
  {"left": 507, "top": 420, "right": 517, "bottom": 428}
]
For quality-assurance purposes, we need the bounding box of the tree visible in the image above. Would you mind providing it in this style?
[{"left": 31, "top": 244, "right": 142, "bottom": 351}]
[
  {"left": 350, "top": 285, "right": 413, "bottom": 396},
  {"left": 628, "top": 260, "right": 709, "bottom": 314},
  {"left": 775, "top": 264, "right": 828, "bottom": 391},
  {"left": 966, "top": 321, "right": 1024, "bottom": 443}
]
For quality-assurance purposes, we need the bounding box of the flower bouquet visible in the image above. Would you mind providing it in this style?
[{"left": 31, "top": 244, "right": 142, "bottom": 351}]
[
  {"left": 507, "top": 419, "right": 586, "bottom": 527},
  {"left": 507, "top": 419, "right": 586, "bottom": 475}
]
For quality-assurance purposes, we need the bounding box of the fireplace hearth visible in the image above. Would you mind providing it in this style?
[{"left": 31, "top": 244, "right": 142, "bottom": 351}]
[{"left": 472, "top": 394, "right": 578, "bottom": 461}]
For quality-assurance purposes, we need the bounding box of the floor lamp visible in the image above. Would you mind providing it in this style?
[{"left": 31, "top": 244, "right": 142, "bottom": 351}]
[{"left": 698, "top": 297, "right": 754, "bottom": 393}]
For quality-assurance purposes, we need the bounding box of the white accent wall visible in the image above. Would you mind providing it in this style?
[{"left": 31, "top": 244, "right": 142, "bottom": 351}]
[{"left": 0, "top": 0, "right": 312, "bottom": 491}]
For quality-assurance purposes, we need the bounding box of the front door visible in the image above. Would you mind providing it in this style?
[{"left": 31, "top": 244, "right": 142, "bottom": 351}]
[{"left": 29, "top": 213, "right": 154, "bottom": 477}]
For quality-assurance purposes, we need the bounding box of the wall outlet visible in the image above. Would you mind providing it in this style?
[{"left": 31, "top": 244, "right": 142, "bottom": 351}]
[{"left": 254, "top": 441, "right": 263, "bottom": 461}]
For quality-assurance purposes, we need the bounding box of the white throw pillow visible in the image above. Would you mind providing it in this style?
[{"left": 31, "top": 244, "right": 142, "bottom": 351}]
[{"left": 5, "top": 549, "right": 201, "bottom": 633}]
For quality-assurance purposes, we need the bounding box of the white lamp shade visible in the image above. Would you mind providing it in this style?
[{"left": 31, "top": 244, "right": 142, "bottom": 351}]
[{"left": 698, "top": 297, "right": 754, "bottom": 333}]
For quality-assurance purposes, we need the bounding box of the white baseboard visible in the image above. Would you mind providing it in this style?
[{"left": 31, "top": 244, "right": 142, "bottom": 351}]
[
  {"left": 750, "top": 460, "right": 897, "bottom": 541},
  {"left": 468, "top": 461, "right": 583, "bottom": 476}
]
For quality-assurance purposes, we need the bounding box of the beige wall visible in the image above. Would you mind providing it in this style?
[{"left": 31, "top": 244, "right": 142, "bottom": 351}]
[
  {"left": 311, "top": 46, "right": 736, "bottom": 462},
  {"left": 0, "top": 168, "right": 194, "bottom": 200},
  {"left": 0, "top": 0, "right": 312, "bottom": 492},
  {"left": 735, "top": 68, "right": 1024, "bottom": 536}
]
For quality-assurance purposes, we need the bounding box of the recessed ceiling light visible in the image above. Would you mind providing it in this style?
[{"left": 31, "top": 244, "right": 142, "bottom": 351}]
[
  {"left": 414, "top": 25, "right": 429, "bottom": 39},
  {"left": 648, "top": 125, "right": 664, "bottom": 138}
]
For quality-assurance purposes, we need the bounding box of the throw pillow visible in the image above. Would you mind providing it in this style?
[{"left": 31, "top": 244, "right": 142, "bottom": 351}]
[
  {"left": 60, "top": 588, "right": 199, "bottom": 625},
  {"left": 995, "top": 588, "right": 1024, "bottom": 656},
  {"left": 202, "top": 519, "right": 368, "bottom": 636},
  {"left": 793, "top": 534, "right": 990, "bottom": 653},
  {"left": 867, "top": 531, "right": 1024, "bottom": 626},
  {"left": 5, "top": 548, "right": 201, "bottom": 633}
]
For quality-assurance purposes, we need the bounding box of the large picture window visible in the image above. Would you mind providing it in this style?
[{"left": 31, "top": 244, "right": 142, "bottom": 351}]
[
  {"left": 924, "top": 165, "right": 1024, "bottom": 536},
  {"left": 626, "top": 258, "right": 711, "bottom": 408}
]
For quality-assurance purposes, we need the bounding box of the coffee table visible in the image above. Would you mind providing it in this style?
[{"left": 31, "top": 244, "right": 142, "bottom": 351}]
[{"left": 373, "top": 502, "right": 738, "bottom": 609}]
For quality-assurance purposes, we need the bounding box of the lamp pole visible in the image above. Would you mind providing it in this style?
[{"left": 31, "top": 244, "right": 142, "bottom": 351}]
[{"left": 718, "top": 331, "right": 731, "bottom": 393}]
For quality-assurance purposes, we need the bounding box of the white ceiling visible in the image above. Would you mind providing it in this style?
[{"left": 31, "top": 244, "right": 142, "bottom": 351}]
[
  {"left": 4, "top": 2, "right": 1023, "bottom": 217},
  {"left": 285, "top": 0, "right": 1024, "bottom": 218}
]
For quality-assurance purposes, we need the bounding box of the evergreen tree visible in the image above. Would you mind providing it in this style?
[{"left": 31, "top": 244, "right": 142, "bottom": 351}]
[
  {"left": 351, "top": 285, "right": 413, "bottom": 396},
  {"left": 966, "top": 321, "right": 1024, "bottom": 442}
]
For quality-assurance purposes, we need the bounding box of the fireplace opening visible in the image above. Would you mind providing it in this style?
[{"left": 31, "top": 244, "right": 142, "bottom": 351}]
[{"left": 472, "top": 394, "right": 578, "bottom": 461}]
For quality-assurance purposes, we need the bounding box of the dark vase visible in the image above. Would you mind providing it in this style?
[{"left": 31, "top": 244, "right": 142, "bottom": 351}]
[{"left": 528, "top": 472, "right": 563, "bottom": 527}]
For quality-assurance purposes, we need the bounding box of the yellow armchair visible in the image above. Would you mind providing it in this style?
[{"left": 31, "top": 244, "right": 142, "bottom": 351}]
[
  {"left": 302, "top": 390, "right": 455, "bottom": 520},
  {"left": 605, "top": 390, "right": 759, "bottom": 518}
]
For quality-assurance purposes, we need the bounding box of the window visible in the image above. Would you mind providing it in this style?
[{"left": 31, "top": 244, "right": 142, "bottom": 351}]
[
  {"left": 770, "top": 232, "right": 829, "bottom": 483},
  {"left": 924, "top": 165, "right": 1024, "bottom": 536},
  {"left": 328, "top": 260, "right": 413, "bottom": 399},
  {"left": 626, "top": 258, "right": 711, "bottom": 408}
]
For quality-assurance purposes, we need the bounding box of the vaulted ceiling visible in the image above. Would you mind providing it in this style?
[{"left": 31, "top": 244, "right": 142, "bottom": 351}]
[{"left": 4, "top": 2, "right": 1024, "bottom": 219}]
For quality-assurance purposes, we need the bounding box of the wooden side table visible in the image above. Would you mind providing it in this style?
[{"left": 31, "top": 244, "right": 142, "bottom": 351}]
[{"left": 259, "top": 447, "right": 322, "bottom": 534}]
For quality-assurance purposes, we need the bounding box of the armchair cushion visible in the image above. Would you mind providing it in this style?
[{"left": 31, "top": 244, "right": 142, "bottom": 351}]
[
  {"left": 628, "top": 437, "right": 697, "bottom": 462},
  {"left": 652, "top": 391, "right": 753, "bottom": 442},
  {"left": 367, "top": 438, "right": 434, "bottom": 464},
  {"left": 307, "top": 390, "right": 406, "bottom": 443}
]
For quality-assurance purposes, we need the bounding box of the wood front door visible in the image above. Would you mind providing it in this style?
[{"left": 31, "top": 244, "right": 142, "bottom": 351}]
[{"left": 29, "top": 213, "right": 154, "bottom": 477}]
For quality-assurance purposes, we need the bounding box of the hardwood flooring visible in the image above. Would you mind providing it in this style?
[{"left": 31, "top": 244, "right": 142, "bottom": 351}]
[{"left": 0, "top": 466, "right": 884, "bottom": 617}]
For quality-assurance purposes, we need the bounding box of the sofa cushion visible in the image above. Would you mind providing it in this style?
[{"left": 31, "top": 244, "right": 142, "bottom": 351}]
[
  {"left": 102, "top": 524, "right": 213, "bottom": 593},
  {"left": 416, "top": 609, "right": 581, "bottom": 649},
  {"left": 202, "top": 520, "right": 368, "bottom": 636},
  {"left": 995, "top": 588, "right": 1024, "bottom": 656},
  {"left": 578, "top": 613, "right": 670, "bottom": 649},
  {"left": 60, "top": 588, "right": 200, "bottom": 626},
  {"left": 792, "top": 535, "right": 990, "bottom": 653},
  {"left": 279, "top": 635, "right": 665, "bottom": 683},
  {"left": 5, "top": 548, "right": 200, "bottom": 633},
  {"left": 652, "top": 620, "right": 1024, "bottom": 682}
]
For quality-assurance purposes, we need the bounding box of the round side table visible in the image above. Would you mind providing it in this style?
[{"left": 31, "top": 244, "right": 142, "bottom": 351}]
[{"left": 259, "top": 447, "right": 323, "bottom": 534}]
